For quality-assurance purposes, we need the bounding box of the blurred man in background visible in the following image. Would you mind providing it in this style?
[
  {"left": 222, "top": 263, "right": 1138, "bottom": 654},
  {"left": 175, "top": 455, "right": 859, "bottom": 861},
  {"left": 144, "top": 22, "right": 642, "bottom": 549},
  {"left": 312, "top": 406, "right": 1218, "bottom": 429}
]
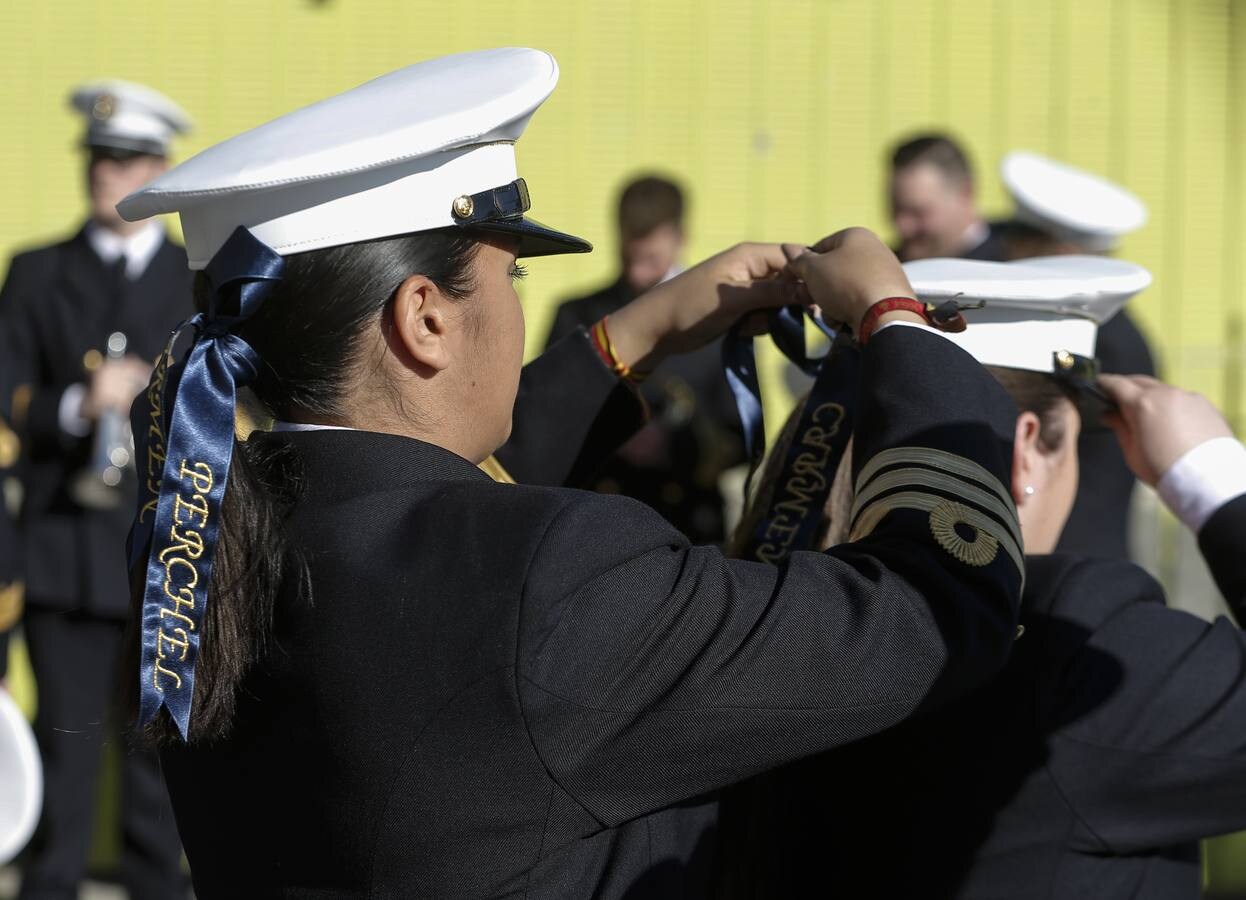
[
  {"left": 544, "top": 175, "right": 743, "bottom": 544},
  {"left": 0, "top": 80, "right": 192, "bottom": 899},
  {"left": 889, "top": 133, "right": 1005, "bottom": 262},
  {"left": 1000, "top": 150, "right": 1157, "bottom": 561}
]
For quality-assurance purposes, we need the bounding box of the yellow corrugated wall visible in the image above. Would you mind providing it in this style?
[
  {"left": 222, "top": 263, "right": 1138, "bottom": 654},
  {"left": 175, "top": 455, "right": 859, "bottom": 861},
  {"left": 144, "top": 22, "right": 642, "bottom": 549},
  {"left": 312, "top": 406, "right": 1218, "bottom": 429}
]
[
  {"left": 1, "top": 0, "right": 1245, "bottom": 888},
  {"left": 1, "top": 0, "right": 1244, "bottom": 423}
]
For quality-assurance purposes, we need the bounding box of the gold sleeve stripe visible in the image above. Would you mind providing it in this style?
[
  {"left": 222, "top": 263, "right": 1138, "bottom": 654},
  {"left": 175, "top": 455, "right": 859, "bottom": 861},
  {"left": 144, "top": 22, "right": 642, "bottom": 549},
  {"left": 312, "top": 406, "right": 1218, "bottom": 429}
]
[
  {"left": 478, "top": 455, "right": 517, "bottom": 484},
  {"left": 855, "top": 446, "right": 1016, "bottom": 518},
  {"left": 0, "top": 581, "right": 23, "bottom": 632},
  {"left": 849, "top": 491, "right": 1025, "bottom": 580},
  {"left": 851, "top": 466, "right": 1023, "bottom": 554}
]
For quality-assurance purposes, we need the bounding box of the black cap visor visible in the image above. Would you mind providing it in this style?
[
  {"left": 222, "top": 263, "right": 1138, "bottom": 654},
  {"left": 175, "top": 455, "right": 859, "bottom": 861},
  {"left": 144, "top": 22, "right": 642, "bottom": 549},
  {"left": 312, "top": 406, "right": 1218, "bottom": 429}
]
[
  {"left": 83, "top": 133, "right": 168, "bottom": 159},
  {"left": 450, "top": 178, "right": 591, "bottom": 258},
  {"left": 472, "top": 215, "right": 592, "bottom": 258}
]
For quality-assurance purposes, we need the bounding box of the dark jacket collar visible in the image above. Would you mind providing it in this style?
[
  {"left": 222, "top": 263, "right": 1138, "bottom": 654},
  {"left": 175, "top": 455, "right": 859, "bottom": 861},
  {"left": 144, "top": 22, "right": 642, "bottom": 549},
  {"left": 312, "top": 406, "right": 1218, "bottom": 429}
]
[{"left": 256, "top": 429, "right": 492, "bottom": 504}]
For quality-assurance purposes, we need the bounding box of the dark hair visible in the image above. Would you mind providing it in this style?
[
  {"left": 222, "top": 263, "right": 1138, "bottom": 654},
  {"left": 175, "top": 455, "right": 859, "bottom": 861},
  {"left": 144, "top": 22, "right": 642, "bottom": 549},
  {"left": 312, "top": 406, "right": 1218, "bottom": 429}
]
[
  {"left": 985, "top": 366, "right": 1079, "bottom": 451},
  {"left": 617, "top": 175, "right": 685, "bottom": 241},
  {"left": 131, "top": 228, "right": 479, "bottom": 745},
  {"left": 890, "top": 133, "right": 974, "bottom": 187}
]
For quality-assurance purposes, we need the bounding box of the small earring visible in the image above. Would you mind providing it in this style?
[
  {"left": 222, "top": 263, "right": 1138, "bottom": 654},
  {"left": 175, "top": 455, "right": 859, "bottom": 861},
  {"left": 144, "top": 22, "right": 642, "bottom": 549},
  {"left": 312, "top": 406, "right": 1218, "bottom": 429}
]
[{"left": 1024, "top": 485, "right": 1036, "bottom": 496}]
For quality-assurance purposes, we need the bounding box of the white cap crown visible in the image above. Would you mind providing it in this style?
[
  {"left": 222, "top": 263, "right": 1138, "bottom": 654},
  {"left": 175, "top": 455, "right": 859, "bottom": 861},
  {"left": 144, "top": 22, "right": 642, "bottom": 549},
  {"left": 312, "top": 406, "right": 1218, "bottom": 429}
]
[
  {"left": 1001, "top": 151, "right": 1147, "bottom": 253},
  {"left": 71, "top": 80, "right": 191, "bottom": 157},
  {"left": 903, "top": 255, "right": 1152, "bottom": 374},
  {"left": 119, "top": 48, "right": 586, "bottom": 268}
]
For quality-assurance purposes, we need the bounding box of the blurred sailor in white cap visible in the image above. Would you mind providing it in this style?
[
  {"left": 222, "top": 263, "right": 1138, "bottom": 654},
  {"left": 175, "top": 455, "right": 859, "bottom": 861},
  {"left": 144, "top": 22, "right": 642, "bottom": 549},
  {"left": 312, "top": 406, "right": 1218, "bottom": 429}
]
[
  {"left": 726, "top": 256, "right": 1246, "bottom": 900},
  {"left": 0, "top": 79, "right": 191, "bottom": 899},
  {"left": 108, "top": 47, "right": 1029, "bottom": 896},
  {"left": 999, "top": 150, "right": 1157, "bottom": 562}
]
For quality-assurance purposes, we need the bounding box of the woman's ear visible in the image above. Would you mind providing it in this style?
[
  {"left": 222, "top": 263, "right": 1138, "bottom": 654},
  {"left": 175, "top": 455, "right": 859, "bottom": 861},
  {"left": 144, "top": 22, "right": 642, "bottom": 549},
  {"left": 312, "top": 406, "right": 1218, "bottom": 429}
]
[
  {"left": 390, "top": 274, "right": 451, "bottom": 371},
  {"left": 1011, "top": 410, "right": 1043, "bottom": 505}
]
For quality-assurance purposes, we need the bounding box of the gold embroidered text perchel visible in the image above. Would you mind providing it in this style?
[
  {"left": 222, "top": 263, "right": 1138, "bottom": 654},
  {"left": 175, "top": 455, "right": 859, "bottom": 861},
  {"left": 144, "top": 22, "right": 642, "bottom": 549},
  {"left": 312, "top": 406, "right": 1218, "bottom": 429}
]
[
  {"left": 151, "top": 459, "right": 214, "bottom": 692},
  {"left": 754, "top": 402, "right": 846, "bottom": 564}
]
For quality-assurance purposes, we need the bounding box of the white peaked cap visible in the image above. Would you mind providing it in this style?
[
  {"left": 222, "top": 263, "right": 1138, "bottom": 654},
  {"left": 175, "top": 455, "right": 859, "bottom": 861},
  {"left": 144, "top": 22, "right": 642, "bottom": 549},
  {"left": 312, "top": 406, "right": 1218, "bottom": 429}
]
[
  {"left": 118, "top": 48, "right": 590, "bottom": 269},
  {"left": 0, "top": 691, "right": 41, "bottom": 865},
  {"left": 1001, "top": 151, "right": 1147, "bottom": 253},
  {"left": 903, "top": 255, "right": 1152, "bottom": 374},
  {"left": 70, "top": 80, "right": 191, "bottom": 157}
]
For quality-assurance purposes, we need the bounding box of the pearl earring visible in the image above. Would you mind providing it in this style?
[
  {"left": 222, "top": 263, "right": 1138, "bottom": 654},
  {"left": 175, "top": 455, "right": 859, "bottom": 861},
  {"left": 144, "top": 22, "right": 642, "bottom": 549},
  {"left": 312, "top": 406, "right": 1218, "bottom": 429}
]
[{"left": 1024, "top": 485, "right": 1036, "bottom": 496}]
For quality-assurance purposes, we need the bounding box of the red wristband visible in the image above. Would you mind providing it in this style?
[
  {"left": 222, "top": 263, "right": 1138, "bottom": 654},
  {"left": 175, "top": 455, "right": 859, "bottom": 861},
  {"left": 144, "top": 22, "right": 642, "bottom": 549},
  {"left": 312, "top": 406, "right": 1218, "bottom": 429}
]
[
  {"left": 857, "top": 297, "right": 926, "bottom": 345},
  {"left": 857, "top": 296, "right": 971, "bottom": 345}
]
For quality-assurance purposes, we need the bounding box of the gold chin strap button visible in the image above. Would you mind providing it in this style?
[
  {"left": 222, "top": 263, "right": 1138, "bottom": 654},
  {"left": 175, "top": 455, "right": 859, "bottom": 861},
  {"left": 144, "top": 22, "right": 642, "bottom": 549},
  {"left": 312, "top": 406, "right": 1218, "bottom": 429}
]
[
  {"left": 929, "top": 499, "right": 999, "bottom": 567},
  {"left": 1055, "top": 350, "right": 1075, "bottom": 370},
  {"left": 452, "top": 195, "right": 474, "bottom": 219}
]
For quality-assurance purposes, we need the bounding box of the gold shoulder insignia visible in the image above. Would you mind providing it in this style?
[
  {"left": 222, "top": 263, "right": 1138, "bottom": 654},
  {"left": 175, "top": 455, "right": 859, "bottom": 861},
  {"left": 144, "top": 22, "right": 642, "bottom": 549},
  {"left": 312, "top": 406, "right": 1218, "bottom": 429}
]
[
  {"left": 929, "top": 500, "right": 999, "bottom": 567},
  {"left": 0, "top": 581, "right": 24, "bottom": 632}
]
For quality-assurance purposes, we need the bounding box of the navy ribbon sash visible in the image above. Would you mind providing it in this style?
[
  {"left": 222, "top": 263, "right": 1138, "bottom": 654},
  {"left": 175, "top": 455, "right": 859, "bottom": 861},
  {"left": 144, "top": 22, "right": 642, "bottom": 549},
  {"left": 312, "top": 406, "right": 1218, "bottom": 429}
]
[
  {"left": 129, "top": 226, "right": 284, "bottom": 739},
  {"left": 723, "top": 306, "right": 860, "bottom": 564}
]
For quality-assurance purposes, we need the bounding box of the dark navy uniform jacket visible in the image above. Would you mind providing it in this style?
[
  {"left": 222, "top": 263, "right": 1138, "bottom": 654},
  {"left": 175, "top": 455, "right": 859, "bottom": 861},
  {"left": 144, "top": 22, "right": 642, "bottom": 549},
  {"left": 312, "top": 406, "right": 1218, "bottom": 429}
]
[
  {"left": 544, "top": 278, "right": 745, "bottom": 543},
  {"left": 159, "top": 326, "right": 1023, "bottom": 898},
  {"left": 740, "top": 494, "right": 1246, "bottom": 900},
  {"left": 0, "top": 367, "right": 18, "bottom": 678},
  {"left": 0, "top": 226, "right": 192, "bottom": 618}
]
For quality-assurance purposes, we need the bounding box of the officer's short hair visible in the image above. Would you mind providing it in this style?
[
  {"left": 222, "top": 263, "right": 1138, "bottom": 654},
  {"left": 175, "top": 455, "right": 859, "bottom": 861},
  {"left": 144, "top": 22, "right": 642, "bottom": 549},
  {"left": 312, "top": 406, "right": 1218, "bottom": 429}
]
[
  {"left": 890, "top": 134, "right": 974, "bottom": 188},
  {"left": 617, "top": 175, "right": 684, "bottom": 241}
]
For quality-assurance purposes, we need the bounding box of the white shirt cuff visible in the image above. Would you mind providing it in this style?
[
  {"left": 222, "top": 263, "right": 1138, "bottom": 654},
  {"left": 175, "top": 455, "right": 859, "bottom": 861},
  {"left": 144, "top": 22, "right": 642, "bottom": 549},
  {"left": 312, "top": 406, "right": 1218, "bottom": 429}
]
[
  {"left": 58, "top": 384, "right": 92, "bottom": 438},
  {"left": 1156, "top": 437, "right": 1246, "bottom": 533},
  {"left": 873, "top": 319, "right": 951, "bottom": 340}
]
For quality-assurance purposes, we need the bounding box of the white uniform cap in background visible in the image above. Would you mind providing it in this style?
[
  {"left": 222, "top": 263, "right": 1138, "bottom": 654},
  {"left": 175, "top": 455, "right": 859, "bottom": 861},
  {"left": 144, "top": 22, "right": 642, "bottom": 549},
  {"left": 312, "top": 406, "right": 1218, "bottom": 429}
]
[
  {"left": 903, "top": 255, "right": 1152, "bottom": 375},
  {"left": 117, "top": 47, "right": 591, "bottom": 269},
  {"left": 70, "top": 80, "right": 191, "bottom": 157},
  {"left": 1001, "top": 151, "right": 1147, "bottom": 253},
  {"left": 0, "top": 690, "right": 41, "bottom": 866}
]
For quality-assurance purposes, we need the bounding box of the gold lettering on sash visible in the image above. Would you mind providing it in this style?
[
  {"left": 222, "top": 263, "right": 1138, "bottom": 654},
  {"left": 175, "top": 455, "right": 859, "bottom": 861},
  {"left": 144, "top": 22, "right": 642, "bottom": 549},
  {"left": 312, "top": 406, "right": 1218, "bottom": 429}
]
[
  {"left": 752, "top": 402, "right": 847, "bottom": 563},
  {"left": 139, "top": 354, "right": 170, "bottom": 524},
  {"left": 149, "top": 457, "right": 216, "bottom": 694},
  {"left": 179, "top": 459, "right": 214, "bottom": 494}
]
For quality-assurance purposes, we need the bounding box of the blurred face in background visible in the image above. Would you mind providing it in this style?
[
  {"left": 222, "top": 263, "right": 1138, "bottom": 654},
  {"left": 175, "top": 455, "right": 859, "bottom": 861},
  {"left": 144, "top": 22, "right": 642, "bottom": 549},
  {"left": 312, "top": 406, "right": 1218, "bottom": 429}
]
[
  {"left": 622, "top": 223, "right": 683, "bottom": 294},
  {"left": 890, "top": 162, "right": 979, "bottom": 261},
  {"left": 86, "top": 148, "right": 167, "bottom": 232}
]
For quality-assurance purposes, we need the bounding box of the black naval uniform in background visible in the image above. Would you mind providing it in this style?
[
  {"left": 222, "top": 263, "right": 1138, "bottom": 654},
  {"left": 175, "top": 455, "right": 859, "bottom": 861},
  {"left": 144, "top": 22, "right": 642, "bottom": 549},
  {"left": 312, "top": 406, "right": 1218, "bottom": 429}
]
[
  {"left": 544, "top": 277, "right": 744, "bottom": 544},
  {"left": 0, "top": 225, "right": 190, "bottom": 898},
  {"left": 160, "top": 326, "right": 1023, "bottom": 899},
  {"left": 1055, "top": 310, "right": 1157, "bottom": 559},
  {"left": 0, "top": 393, "right": 20, "bottom": 679},
  {"left": 743, "top": 495, "right": 1246, "bottom": 900},
  {"left": 0, "top": 500, "right": 18, "bottom": 680},
  {"left": 959, "top": 220, "right": 1009, "bottom": 262}
]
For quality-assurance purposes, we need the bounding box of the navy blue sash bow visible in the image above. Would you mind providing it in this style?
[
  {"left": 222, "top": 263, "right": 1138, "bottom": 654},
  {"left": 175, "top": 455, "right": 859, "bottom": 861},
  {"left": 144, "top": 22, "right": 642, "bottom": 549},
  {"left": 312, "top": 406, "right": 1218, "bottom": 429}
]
[
  {"left": 723, "top": 306, "right": 860, "bottom": 564},
  {"left": 129, "top": 226, "right": 284, "bottom": 739}
]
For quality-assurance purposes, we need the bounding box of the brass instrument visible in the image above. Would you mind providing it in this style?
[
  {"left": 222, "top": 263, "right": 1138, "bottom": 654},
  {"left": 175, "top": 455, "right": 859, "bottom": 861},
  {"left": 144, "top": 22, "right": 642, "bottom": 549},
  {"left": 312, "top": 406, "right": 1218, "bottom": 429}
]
[{"left": 70, "top": 331, "right": 134, "bottom": 509}]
